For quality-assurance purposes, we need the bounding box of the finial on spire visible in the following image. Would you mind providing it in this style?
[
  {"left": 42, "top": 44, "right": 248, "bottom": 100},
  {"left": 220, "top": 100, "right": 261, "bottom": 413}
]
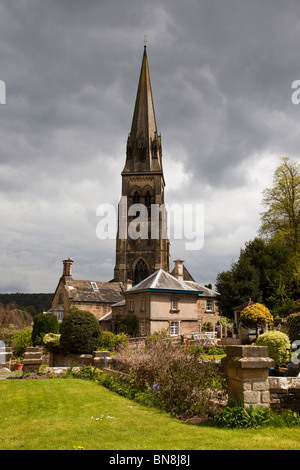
[{"left": 144, "top": 34, "right": 147, "bottom": 47}]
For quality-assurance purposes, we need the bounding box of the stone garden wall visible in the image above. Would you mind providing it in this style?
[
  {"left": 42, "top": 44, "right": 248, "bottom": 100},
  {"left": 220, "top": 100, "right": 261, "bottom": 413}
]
[
  {"left": 49, "top": 350, "right": 112, "bottom": 369},
  {"left": 269, "top": 377, "right": 300, "bottom": 413},
  {"left": 222, "top": 345, "right": 300, "bottom": 413}
]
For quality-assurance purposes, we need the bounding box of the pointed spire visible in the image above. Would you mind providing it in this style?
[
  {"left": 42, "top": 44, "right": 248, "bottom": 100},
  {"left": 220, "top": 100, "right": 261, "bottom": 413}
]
[
  {"left": 131, "top": 46, "right": 157, "bottom": 144},
  {"left": 124, "top": 47, "right": 162, "bottom": 173}
]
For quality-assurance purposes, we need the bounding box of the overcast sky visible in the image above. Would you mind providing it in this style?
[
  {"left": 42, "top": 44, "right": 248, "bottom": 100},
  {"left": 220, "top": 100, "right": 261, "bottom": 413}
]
[{"left": 1, "top": 0, "right": 300, "bottom": 293}]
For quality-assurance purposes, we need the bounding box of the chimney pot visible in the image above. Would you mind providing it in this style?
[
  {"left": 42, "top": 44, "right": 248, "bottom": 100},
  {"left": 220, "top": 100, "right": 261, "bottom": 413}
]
[{"left": 63, "top": 258, "right": 74, "bottom": 277}]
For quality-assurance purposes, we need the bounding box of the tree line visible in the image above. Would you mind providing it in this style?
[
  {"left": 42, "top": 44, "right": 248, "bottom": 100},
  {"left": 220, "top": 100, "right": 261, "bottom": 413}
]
[{"left": 0, "top": 293, "right": 53, "bottom": 315}]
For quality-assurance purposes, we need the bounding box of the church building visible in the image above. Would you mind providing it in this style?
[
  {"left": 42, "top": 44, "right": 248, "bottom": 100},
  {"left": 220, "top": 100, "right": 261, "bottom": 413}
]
[
  {"left": 50, "top": 46, "right": 220, "bottom": 335},
  {"left": 113, "top": 45, "right": 170, "bottom": 285}
]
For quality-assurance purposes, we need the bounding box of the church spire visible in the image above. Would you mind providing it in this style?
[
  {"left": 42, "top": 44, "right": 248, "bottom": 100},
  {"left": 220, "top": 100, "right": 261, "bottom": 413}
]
[
  {"left": 114, "top": 46, "right": 170, "bottom": 284},
  {"left": 124, "top": 46, "right": 162, "bottom": 173}
]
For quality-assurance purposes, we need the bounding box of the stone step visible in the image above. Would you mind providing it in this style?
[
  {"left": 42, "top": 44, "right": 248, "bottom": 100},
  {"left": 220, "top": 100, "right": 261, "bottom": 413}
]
[
  {"left": 92, "top": 351, "right": 111, "bottom": 358},
  {"left": 24, "top": 352, "right": 42, "bottom": 360}
]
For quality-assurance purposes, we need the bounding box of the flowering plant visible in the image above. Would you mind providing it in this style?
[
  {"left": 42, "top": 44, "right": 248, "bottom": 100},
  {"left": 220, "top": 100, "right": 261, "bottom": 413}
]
[{"left": 240, "top": 303, "right": 273, "bottom": 329}]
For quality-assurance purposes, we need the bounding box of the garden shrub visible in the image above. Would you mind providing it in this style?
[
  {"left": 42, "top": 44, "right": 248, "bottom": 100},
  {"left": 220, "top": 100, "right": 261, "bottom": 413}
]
[
  {"left": 256, "top": 330, "right": 290, "bottom": 367},
  {"left": 100, "top": 331, "right": 128, "bottom": 351},
  {"left": 9, "top": 328, "right": 33, "bottom": 358},
  {"left": 287, "top": 312, "right": 300, "bottom": 342},
  {"left": 101, "top": 331, "right": 116, "bottom": 350},
  {"left": 31, "top": 313, "right": 59, "bottom": 346},
  {"left": 42, "top": 333, "right": 62, "bottom": 353},
  {"left": 60, "top": 310, "right": 102, "bottom": 354},
  {"left": 240, "top": 303, "right": 273, "bottom": 332},
  {"left": 114, "top": 330, "right": 227, "bottom": 417}
]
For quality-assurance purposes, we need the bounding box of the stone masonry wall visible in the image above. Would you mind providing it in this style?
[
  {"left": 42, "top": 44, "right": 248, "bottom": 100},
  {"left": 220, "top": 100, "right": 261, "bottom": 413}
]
[{"left": 269, "top": 377, "right": 300, "bottom": 413}]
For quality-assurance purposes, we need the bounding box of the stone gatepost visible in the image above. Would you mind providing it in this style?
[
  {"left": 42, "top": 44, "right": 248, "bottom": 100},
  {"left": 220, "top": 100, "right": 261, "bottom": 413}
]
[
  {"left": 22, "top": 347, "right": 43, "bottom": 373},
  {"left": 222, "top": 345, "right": 275, "bottom": 408}
]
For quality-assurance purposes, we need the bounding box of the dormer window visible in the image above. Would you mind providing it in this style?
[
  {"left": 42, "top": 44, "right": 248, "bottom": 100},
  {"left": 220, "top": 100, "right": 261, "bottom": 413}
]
[{"left": 91, "top": 282, "right": 98, "bottom": 291}]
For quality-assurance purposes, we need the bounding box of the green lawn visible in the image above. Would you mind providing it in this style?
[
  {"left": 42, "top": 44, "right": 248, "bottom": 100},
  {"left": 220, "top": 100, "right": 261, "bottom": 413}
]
[{"left": 0, "top": 378, "right": 299, "bottom": 450}]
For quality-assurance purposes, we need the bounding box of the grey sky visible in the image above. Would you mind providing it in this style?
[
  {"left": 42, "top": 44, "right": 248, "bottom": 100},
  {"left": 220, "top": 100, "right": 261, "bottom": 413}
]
[{"left": 1, "top": 0, "right": 300, "bottom": 293}]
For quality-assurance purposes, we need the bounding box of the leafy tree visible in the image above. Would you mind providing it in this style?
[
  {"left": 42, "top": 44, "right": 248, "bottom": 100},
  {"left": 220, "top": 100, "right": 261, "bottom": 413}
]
[
  {"left": 216, "top": 237, "right": 300, "bottom": 317},
  {"left": 242, "top": 237, "right": 300, "bottom": 312},
  {"left": 25, "top": 305, "right": 37, "bottom": 317},
  {"left": 287, "top": 312, "right": 300, "bottom": 342},
  {"left": 215, "top": 271, "right": 236, "bottom": 317},
  {"left": 216, "top": 254, "right": 262, "bottom": 317},
  {"left": 259, "top": 156, "right": 300, "bottom": 254},
  {"left": 216, "top": 157, "right": 300, "bottom": 318}
]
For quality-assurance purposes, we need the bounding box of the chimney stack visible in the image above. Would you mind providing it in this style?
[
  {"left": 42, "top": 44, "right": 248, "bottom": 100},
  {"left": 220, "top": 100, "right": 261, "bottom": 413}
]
[
  {"left": 63, "top": 258, "right": 74, "bottom": 277},
  {"left": 173, "top": 259, "right": 184, "bottom": 281}
]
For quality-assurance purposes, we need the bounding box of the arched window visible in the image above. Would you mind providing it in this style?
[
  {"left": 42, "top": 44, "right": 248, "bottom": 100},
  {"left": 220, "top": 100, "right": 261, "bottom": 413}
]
[
  {"left": 133, "top": 191, "right": 140, "bottom": 204},
  {"left": 138, "top": 143, "right": 146, "bottom": 162},
  {"left": 145, "top": 191, "right": 151, "bottom": 208},
  {"left": 134, "top": 259, "right": 149, "bottom": 285}
]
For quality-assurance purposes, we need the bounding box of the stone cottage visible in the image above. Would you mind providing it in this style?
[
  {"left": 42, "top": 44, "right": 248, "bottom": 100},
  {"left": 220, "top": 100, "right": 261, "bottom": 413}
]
[
  {"left": 50, "top": 259, "right": 124, "bottom": 322},
  {"left": 101, "top": 260, "right": 220, "bottom": 338}
]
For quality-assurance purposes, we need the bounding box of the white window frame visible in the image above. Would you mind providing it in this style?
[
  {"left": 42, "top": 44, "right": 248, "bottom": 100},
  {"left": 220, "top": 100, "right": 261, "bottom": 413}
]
[
  {"left": 206, "top": 299, "right": 214, "bottom": 312},
  {"left": 141, "top": 299, "right": 145, "bottom": 311},
  {"left": 91, "top": 282, "right": 98, "bottom": 291},
  {"left": 170, "top": 321, "right": 179, "bottom": 336},
  {"left": 140, "top": 320, "right": 146, "bottom": 336},
  {"left": 129, "top": 300, "right": 134, "bottom": 312},
  {"left": 57, "top": 311, "right": 63, "bottom": 322}
]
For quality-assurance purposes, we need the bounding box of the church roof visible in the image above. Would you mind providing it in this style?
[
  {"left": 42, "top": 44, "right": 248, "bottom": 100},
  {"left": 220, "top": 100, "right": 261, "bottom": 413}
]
[
  {"left": 123, "top": 269, "right": 203, "bottom": 295},
  {"left": 63, "top": 279, "right": 124, "bottom": 304}
]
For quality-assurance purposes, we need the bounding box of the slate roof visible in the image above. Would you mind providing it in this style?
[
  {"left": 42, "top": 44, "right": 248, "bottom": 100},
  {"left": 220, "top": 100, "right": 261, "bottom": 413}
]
[
  {"left": 124, "top": 269, "right": 203, "bottom": 295},
  {"left": 64, "top": 279, "right": 124, "bottom": 304},
  {"left": 99, "top": 310, "right": 113, "bottom": 322},
  {"left": 170, "top": 265, "right": 195, "bottom": 282},
  {"left": 184, "top": 281, "right": 219, "bottom": 297}
]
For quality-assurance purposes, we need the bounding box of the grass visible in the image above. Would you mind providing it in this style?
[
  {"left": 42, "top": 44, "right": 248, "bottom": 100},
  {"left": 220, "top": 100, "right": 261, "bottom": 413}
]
[{"left": 0, "top": 378, "right": 300, "bottom": 450}]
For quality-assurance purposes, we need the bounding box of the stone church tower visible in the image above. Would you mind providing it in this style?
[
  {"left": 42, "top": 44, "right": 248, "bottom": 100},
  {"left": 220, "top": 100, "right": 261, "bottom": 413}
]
[{"left": 114, "top": 46, "right": 170, "bottom": 284}]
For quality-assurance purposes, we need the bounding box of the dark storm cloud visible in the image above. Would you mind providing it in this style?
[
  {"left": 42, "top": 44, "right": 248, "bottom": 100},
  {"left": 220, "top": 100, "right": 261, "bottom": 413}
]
[{"left": 1, "top": 0, "right": 300, "bottom": 291}]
